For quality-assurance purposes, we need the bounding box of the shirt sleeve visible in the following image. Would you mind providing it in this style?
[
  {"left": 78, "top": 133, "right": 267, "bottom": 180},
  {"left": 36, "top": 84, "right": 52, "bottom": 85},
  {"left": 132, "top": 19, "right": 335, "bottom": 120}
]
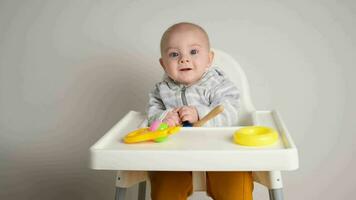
[
  {"left": 147, "top": 84, "right": 168, "bottom": 125},
  {"left": 195, "top": 79, "right": 240, "bottom": 127}
]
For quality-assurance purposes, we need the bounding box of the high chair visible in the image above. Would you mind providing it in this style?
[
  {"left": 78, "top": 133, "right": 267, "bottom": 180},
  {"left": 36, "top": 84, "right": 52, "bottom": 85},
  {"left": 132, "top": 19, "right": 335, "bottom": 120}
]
[{"left": 90, "top": 49, "right": 299, "bottom": 200}]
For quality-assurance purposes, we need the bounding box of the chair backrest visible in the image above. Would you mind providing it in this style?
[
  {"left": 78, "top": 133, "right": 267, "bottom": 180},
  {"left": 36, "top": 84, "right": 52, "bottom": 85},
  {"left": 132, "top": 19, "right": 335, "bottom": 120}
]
[{"left": 210, "top": 49, "right": 255, "bottom": 125}]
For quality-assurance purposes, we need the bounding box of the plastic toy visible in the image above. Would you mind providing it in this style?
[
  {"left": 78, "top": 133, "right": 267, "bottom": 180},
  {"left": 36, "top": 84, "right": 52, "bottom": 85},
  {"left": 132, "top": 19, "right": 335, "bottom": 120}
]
[
  {"left": 182, "top": 121, "right": 193, "bottom": 127},
  {"left": 123, "top": 122, "right": 180, "bottom": 144},
  {"left": 149, "top": 120, "right": 162, "bottom": 131},
  {"left": 233, "top": 126, "right": 279, "bottom": 146}
]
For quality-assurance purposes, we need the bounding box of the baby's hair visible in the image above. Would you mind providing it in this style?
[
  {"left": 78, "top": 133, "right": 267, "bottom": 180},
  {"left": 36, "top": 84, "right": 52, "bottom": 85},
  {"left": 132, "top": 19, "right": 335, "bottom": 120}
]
[{"left": 160, "top": 22, "right": 210, "bottom": 54}]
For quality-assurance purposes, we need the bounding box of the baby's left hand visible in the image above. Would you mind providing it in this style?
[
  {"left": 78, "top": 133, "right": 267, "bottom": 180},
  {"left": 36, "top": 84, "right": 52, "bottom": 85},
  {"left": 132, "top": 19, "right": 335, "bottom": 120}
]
[{"left": 177, "top": 106, "right": 199, "bottom": 123}]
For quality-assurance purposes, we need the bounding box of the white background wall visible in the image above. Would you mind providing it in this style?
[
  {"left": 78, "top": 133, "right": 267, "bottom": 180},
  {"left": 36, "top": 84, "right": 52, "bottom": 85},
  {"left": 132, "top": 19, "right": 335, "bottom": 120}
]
[{"left": 1, "top": 0, "right": 355, "bottom": 200}]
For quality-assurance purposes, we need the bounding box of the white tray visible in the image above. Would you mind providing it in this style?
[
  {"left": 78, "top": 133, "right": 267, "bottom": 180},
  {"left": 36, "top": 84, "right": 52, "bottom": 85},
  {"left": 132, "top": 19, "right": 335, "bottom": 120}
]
[{"left": 90, "top": 110, "right": 298, "bottom": 171}]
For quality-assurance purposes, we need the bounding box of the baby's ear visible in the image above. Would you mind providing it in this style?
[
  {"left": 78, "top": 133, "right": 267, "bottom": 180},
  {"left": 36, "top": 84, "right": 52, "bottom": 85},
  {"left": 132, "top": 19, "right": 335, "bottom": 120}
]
[
  {"left": 208, "top": 50, "right": 214, "bottom": 66},
  {"left": 159, "top": 58, "right": 166, "bottom": 70}
]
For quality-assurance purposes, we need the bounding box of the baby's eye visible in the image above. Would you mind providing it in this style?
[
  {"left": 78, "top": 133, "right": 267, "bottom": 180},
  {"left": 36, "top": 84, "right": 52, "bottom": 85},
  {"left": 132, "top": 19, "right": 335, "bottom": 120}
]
[
  {"left": 169, "top": 52, "right": 179, "bottom": 58},
  {"left": 190, "top": 49, "right": 198, "bottom": 55}
]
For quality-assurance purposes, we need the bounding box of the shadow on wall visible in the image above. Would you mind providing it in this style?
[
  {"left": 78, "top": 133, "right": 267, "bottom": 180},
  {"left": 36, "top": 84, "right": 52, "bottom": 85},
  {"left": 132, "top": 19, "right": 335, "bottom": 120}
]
[
  {"left": 1, "top": 51, "right": 162, "bottom": 200},
  {"left": 69, "top": 52, "right": 161, "bottom": 199}
]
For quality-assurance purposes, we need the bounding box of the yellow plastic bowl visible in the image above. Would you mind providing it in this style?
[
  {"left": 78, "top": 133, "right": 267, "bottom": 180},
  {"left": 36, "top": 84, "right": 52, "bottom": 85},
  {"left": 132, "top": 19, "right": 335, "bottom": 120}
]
[{"left": 234, "top": 126, "right": 278, "bottom": 146}]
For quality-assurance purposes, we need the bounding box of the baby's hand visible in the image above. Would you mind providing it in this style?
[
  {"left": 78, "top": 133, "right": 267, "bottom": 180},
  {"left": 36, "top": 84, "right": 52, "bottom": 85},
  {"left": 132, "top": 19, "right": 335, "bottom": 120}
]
[
  {"left": 177, "top": 106, "right": 199, "bottom": 123},
  {"left": 163, "top": 109, "right": 181, "bottom": 127}
]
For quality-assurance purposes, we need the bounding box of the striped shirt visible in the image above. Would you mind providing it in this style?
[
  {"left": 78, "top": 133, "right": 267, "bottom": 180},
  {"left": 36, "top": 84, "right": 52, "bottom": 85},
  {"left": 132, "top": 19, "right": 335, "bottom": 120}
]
[{"left": 147, "top": 66, "right": 240, "bottom": 127}]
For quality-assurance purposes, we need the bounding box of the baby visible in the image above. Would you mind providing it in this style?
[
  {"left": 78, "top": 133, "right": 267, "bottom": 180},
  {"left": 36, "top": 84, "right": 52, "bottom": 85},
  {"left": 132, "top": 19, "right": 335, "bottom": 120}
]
[
  {"left": 148, "top": 22, "right": 240, "bottom": 127},
  {"left": 147, "top": 22, "right": 253, "bottom": 200}
]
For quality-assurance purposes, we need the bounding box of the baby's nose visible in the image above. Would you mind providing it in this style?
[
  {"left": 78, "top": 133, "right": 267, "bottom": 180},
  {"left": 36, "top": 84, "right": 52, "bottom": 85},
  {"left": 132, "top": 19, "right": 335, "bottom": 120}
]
[{"left": 179, "top": 58, "right": 190, "bottom": 64}]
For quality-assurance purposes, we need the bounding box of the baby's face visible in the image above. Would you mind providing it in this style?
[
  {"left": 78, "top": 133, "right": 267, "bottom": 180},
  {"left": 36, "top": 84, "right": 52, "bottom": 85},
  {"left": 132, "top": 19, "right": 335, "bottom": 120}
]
[{"left": 160, "top": 28, "right": 213, "bottom": 86}]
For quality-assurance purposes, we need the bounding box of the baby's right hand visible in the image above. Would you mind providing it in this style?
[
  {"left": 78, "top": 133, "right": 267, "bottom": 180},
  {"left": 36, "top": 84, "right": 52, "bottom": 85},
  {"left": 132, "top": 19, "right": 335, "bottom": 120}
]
[{"left": 163, "top": 109, "right": 181, "bottom": 127}]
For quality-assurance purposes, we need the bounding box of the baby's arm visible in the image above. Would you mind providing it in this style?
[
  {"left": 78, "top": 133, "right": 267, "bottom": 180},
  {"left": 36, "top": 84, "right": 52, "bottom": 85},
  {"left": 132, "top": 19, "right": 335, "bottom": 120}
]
[
  {"left": 147, "top": 85, "right": 167, "bottom": 125},
  {"left": 147, "top": 84, "right": 182, "bottom": 126},
  {"left": 195, "top": 80, "right": 240, "bottom": 126}
]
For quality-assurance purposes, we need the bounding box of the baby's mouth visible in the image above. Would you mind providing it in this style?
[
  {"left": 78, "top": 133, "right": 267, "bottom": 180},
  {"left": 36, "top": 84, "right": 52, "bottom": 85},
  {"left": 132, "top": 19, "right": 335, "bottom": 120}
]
[{"left": 179, "top": 68, "right": 192, "bottom": 71}]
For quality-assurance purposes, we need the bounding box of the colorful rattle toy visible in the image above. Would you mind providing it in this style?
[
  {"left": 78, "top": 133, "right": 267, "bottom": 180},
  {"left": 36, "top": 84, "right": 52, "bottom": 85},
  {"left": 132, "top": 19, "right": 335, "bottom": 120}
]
[
  {"left": 233, "top": 126, "right": 279, "bottom": 146},
  {"left": 123, "top": 121, "right": 180, "bottom": 144}
]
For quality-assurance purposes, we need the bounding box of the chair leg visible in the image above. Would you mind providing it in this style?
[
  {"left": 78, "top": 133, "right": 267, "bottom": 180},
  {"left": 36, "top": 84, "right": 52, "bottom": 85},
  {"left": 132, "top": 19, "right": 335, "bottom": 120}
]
[
  {"left": 138, "top": 181, "right": 146, "bottom": 200},
  {"left": 115, "top": 187, "right": 127, "bottom": 200},
  {"left": 268, "top": 188, "right": 283, "bottom": 200}
]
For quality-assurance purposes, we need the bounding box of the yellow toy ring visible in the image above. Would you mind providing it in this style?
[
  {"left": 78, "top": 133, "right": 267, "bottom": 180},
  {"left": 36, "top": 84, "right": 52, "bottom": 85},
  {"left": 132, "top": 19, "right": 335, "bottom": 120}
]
[
  {"left": 234, "top": 126, "right": 278, "bottom": 146},
  {"left": 123, "top": 126, "right": 180, "bottom": 144}
]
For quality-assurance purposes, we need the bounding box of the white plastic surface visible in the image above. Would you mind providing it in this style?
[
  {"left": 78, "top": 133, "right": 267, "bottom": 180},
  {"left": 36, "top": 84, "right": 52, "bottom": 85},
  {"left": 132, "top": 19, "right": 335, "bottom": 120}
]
[{"left": 90, "top": 110, "right": 298, "bottom": 171}]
